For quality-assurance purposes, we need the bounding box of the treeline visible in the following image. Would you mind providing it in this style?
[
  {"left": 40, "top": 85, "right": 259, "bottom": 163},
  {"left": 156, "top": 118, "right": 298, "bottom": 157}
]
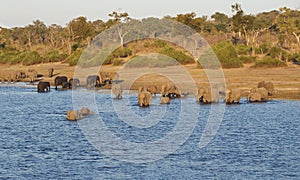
[{"left": 0, "top": 4, "right": 299, "bottom": 68}]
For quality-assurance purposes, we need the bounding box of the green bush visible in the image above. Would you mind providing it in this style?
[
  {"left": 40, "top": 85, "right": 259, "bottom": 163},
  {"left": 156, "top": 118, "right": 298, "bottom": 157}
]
[
  {"left": 255, "top": 43, "right": 270, "bottom": 54},
  {"left": 251, "top": 57, "right": 287, "bottom": 68},
  {"left": 198, "top": 49, "right": 221, "bottom": 69},
  {"left": 112, "top": 59, "right": 124, "bottom": 66},
  {"left": 268, "top": 46, "right": 288, "bottom": 60},
  {"left": 45, "top": 50, "right": 68, "bottom": 62},
  {"left": 113, "top": 47, "right": 132, "bottom": 58},
  {"left": 159, "top": 46, "right": 194, "bottom": 65},
  {"left": 65, "top": 48, "right": 83, "bottom": 66},
  {"left": 239, "top": 56, "right": 256, "bottom": 64},
  {"left": 21, "top": 51, "right": 44, "bottom": 66},
  {"left": 235, "top": 44, "right": 251, "bottom": 55},
  {"left": 125, "top": 55, "right": 178, "bottom": 68},
  {"left": 212, "top": 41, "right": 243, "bottom": 68}
]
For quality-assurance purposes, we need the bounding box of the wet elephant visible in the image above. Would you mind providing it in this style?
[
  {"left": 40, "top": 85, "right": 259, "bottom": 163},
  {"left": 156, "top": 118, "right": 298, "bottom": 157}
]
[
  {"left": 224, "top": 88, "right": 241, "bottom": 104},
  {"left": 196, "top": 87, "right": 219, "bottom": 104},
  {"left": 69, "top": 78, "right": 80, "bottom": 89},
  {"left": 138, "top": 88, "right": 152, "bottom": 107},
  {"left": 54, "top": 76, "right": 68, "bottom": 90},
  {"left": 86, "top": 75, "right": 100, "bottom": 89},
  {"left": 249, "top": 87, "right": 268, "bottom": 102},
  {"left": 161, "top": 83, "right": 181, "bottom": 98},
  {"left": 112, "top": 84, "right": 123, "bottom": 99},
  {"left": 258, "top": 81, "right": 274, "bottom": 95},
  {"left": 37, "top": 82, "right": 50, "bottom": 92}
]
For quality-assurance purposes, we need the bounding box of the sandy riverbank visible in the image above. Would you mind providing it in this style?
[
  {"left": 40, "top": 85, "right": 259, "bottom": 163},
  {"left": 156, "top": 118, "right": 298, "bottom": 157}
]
[{"left": 0, "top": 62, "right": 299, "bottom": 100}]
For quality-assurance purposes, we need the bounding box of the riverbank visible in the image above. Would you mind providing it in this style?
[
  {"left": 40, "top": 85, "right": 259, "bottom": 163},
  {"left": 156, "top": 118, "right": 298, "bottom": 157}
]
[{"left": 0, "top": 62, "right": 299, "bottom": 100}]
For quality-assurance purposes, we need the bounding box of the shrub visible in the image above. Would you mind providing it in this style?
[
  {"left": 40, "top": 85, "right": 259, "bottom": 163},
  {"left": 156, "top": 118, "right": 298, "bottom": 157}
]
[
  {"left": 198, "top": 49, "right": 221, "bottom": 69},
  {"left": 112, "top": 59, "right": 124, "bottom": 66},
  {"left": 125, "top": 55, "right": 177, "bottom": 68},
  {"left": 113, "top": 47, "right": 132, "bottom": 58},
  {"left": 239, "top": 56, "right": 256, "bottom": 64},
  {"left": 235, "top": 44, "right": 251, "bottom": 55},
  {"left": 255, "top": 43, "right": 270, "bottom": 54},
  {"left": 65, "top": 48, "right": 83, "bottom": 66},
  {"left": 212, "top": 41, "right": 243, "bottom": 68},
  {"left": 268, "top": 46, "right": 288, "bottom": 60},
  {"left": 21, "top": 51, "right": 44, "bottom": 66},
  {"left": 159, "top": 46, "right": 194, "bottom": 65},
  {"left": 45, "top": 50, "right": 68, "bottom": 62},
  {"left": 251, "top": 57, "right": 287, "bottom": 68}
]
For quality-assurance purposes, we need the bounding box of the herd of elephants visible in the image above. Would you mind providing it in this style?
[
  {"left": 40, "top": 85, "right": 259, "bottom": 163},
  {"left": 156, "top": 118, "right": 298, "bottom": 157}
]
[{"left": 0, "top": 67, "right": 275, "bottom": 120}]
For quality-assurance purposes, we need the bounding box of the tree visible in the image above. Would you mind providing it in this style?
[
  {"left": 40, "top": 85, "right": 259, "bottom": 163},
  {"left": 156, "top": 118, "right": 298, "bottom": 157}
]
[
  {"left": 275, "top": 7, "right": 300, "bottom": 52},
  {"left": 108, "top": 11, "right": 131, "bottom": 47},
  {"left": 211, "top": 12, "right": 230, "bottom": 33}
]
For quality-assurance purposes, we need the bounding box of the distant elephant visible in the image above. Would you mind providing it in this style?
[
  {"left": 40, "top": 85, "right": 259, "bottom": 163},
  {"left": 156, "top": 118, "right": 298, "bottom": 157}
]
[
  {"left": 224, "top": 88, "right": 241, "bottom": 104},
  {"left": 138, "top": 88, "right": 152, "bottom": 107},
  {"left": 161, "top": 83, "right": 181, "bottom": 98},
  {"left": 99, "top": 72, "right": 115, "bottom": 84},
  {"left": 160, "top": 96, "right": 170, "bottom": 104},
  {"left": 66, "top": 109, "right": 83, "bottom": 121},
  {"left": 54, "top": 76, "right": 68, "bottom": 90},
  {"left": 86, "top": 75, "right": 100, "bottom": 89},
  {"left": 48, "top": 68, "right": 54, "bottom": 77},
  {"left": 62, "top": 82, "right": 71, "bottom": 89},
  {"left": 249, "top": 87, "right": 268, "bottom": 102},
  {"left": 69, "top": 78, "right": 80, "bottom": 89},
  {"left": 37, "top": 81, "right": 50, "bottom": 92},
  {"left": 112, "top": 84, "right": 123, "bottom": 99},
  {"left": 80, "top": 107, "right": 94, "bottom": 115},
  {"left": 147, "top": 85, "right": 157, "bottom": 96},
  {"left": 27, "top": 69, "right": 37, "bottom": 83},
  {"left": 196, "top": 87, "right": 218, "bottom": 104},
  {"left": 258, "top": 81, "right": 274, "bottom": 95}
]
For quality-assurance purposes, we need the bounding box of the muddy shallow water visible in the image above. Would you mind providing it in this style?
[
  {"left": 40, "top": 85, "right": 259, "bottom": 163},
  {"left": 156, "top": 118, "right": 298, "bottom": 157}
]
[{"left": 0, "top": 85, "right": 299, "bottom": 179}]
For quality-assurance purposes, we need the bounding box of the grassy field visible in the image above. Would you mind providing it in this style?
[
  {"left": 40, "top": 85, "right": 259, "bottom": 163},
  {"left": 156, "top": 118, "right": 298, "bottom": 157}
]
[{"left": 0, "top": 62, "right": 299, "bottom": 100}]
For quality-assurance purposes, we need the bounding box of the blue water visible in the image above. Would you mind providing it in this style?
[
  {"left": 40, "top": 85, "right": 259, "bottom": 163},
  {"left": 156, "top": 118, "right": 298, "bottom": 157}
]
[{"left": 0, "top": 85, "right": 299, "bottom": 179}]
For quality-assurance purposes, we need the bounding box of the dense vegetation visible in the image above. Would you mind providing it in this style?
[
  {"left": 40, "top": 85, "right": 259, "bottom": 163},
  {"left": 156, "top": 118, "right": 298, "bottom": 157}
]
[{"left": 0, "top": 4, "right": 299, "bottom": 68}]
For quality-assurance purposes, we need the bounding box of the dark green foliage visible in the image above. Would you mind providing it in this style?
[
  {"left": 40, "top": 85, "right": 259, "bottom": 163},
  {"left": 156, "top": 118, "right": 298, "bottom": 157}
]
[
  {"left": 212, "top": 41, "right": 243, "bottom": 68},
  {"left": 268, "top": 46, "right": 288, "bottom": 60},
  {"left": 198, "top": 49, "right": 221, "bottom": 69},
  {"left": 112, "top": 59, "right": 124, "bottom": 66},
  {"left": 159, "top": 46, "right": 194, "bottom": 65},
  {"left": 255, "top": 42, "right": 270, "bottom": 54},
  {"left": 21, "top": 51, "right": 44, "bottom": 66},
  {"left": 65, "top": 48, "right": 83, "bottom": 66},
  {"left": 239, "top": 56, "right": 256, "bottom": 63},
  {"left": 235, "top": 44, "right": 251, "bottom": 55},
  {"left": 251, "top": 57, "right": 287, "bottom": 68},
  {"left": 45, "top": 50, "right": 68, "bottom": 62},
  {"left": 125, "top": 55, "right": 178, "bottom": 68}
]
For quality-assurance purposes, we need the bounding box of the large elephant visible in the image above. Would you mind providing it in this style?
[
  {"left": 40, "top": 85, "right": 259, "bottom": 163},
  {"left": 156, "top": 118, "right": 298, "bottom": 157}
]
[
  {"left": 138, "top": 88, "right": 152, "bottom": 107},
  {"left": 160, "top": 96, "right": 170, "bottom": 104},
  {"left": 37, "top": 82, "right": 50, "bottom": 92},
  {"left": 66, "top": 109, "right": 83, "bottom": 121},
  {"left": 86, "top": 75, "right": 100, "bottom": 89},
  {"left": 258, "top": 81, "right": 274, "bottom": 95},
  {"left": 62, "top": 82, "right": 71, "bottom": 89},
  {"left": 99, "top": 72, "right": 117, "bottom": 84},
  {"left": 69, "top": 78, "right": 80, "bottom": 89},
  {"left": 112, "top": 84, "right": 123, "bottom": 99},
  {"left": 196, "top": 87, "right": 219, "bottom": 104},
  {"left": 27, "top": 69, "right": 37, "bottom": 83},
  {"left": 224, "top": 88, "right": 241, "bottom": 104},
  {"left": 147, "top": 85, "right": 157, "bottom": 96},
  {"left": 48, "top": 68, "right": 54, "bottom": 77},
  {"left": 54, "top": 76, "right": 68, "bottom": 90},
  {"left": 161, "top": 83, "right": 181, "bottom": 98},
  {"left": 248, "top": 87, "right": 268, "bottom": 102}
]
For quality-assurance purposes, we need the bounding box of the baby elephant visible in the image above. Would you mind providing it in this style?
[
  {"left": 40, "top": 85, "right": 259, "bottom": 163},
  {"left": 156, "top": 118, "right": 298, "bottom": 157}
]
[
  {"left": 37, "top": 82, "right": 50, "bottom": 93},
  {"left": 138, "top": 89, "right": 152, "bottom": 107},
  {"left": 66, "top": 109, "right": 83, "bottom": 121}
]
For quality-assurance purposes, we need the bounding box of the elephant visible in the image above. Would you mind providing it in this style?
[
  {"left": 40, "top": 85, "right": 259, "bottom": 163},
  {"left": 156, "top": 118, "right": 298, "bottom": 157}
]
[
  {"left": 147, "top": 85, "right": 157, "bottom": 96},
  {"left": 86, "top": 75, "right": 100, "bottom": 89},
  {"left": 80, "top": 107, "right": 94, "bottom": 115},
  {"left": 258, "top": 81, "right": 274, "bottom": 95},
  {"left": 48, "top": 68, "right": 54, "bottom": 77},
  {"left": 54, "top": 76, "right": 68, "bottom": 90},
  {"left": 224, "top": 88, "right": 241, "bottom": 104},
  {"left": 99, "top": 71, "right": 116, "bottom": 84},
  {"left": 27, "top": 69, "right": 37, "bottom": 83},
  {"left": 69, "top": 78, "right": 80, "bottom": 89},
  {"left": 196, "top": 87, "right": 219, "bottom": 104},
  {"left": 112, "top": 84, "right": 123, "bottom": 99},
  {"left": 66, "top": 109, "right": 83, "bottom": 121},
  {"left": 62, "top": 82, "right": 71, "bottom": 89},
  {"left": 138, "top": 88, "right": 152, "bottom": 107},
  {"left": 161, "top": 83, "right": 181, "bottom": 98},
  {"left": 37, "top": 81, "right": 50, "bottom": 92},
  {"left": 249, "top": 87, "right": 268, "bottom": 102},
  {"left": 160, "top": 96, "right": 170, "bottom": 104}
]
